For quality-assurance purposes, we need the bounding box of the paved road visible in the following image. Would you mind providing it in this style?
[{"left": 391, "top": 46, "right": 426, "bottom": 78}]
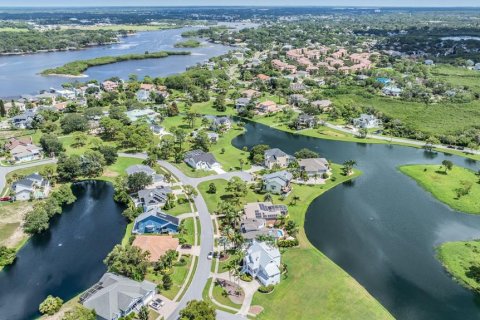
[
  {"left": 323, "top": 122, "right": 480, "bottom": 155},
  {"left": 0, "top": 159, "right": 57, "bottom": 193},
  {"left": 119, "top": 153, "right": 248, "bottom": 320}
]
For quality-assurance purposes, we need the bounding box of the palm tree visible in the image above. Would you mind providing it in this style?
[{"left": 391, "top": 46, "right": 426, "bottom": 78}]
[
  {"left": 342, "top": 160, "right": 357, "bottom": 176},
  {"left": 264, "top": 193, "right": 273, "bottom": 203}
]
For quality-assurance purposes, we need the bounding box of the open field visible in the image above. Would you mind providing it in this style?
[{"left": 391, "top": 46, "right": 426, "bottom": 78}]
[
  {"left": 437, "top": 240, "right": 480, "bottom": 293},
  {"left": 399, "top": 164, "right": 480, "bottom": 214},
  {"left": 431, "top": 64, "right": 480, "bottom": 94}
]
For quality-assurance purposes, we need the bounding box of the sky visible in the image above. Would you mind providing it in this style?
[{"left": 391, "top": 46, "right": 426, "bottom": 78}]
[{"left": 0, "top": 0, "right": 478, "bottom": 7}]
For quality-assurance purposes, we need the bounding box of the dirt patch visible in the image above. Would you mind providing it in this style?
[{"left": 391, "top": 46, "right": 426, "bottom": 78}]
[
  {"left": 0, "top": 201, "right": 32, "bottom": 247},
  {"left": 102, "top": 169, "right": 119, "bottom": 178},
  {"left": 216, "top": 279, "right": 245, "bottom": 305},
  {"left": 249, "top": 305, "right": 264, "bottom": 315}
]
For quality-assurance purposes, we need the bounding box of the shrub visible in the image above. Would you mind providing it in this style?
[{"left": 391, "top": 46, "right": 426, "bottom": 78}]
[
  {"left": 175, "top": 257, "right": 187, "bottom": 267},
  {"left": 258, "top": 285, "right": 275, "bottom": 293},
  {"left": 240, "top": 274, "right": 253, "bottom": 282},
  {"left": 277, "top": 239, "right": 299, "bottom": 248}
]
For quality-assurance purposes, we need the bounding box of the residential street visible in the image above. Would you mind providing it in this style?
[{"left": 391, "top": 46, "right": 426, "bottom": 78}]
[{"left": 0, "top": 159, "right": 56, "bottom": 194}]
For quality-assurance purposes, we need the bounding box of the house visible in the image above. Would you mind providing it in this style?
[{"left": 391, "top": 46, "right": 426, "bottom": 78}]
[
  {"left": 184, "top": 150, "right": 220, "bottom": 170},
  {"left": 290, "top": 83, "right": 307, "bottom": 92},
  {"left": 10, "top": 109, "right": 37, "bottom": 129},
  {"left": 295, "top": 114, "right": 317, "bottom": 129},
  {"left": 133, "top": 208, "right": 179, "bottom": 234},
  {"left": 262, "top": 170, "right": 293, "bottom": 195},
  {"left": 124, "top": 108, "right": 158, "bottom": 122},
  {"left": 149, "top": 124, "right": 167, "bottom": 136},
  {"left": 136, "top": 89, "right": 151, "bottom": 102},
  {"left": 207, "top": 132, "right": 219, "bottom": 143},
  {"left": 311, "top": 100, "right": 332, "bottom": 112},
  {"left": 382, "top": 86, "right": 402, "bottom": 96},
  {"left": 256, "top": 74, "right": 271, "bottom": 81},
  {"left": 125, "top": 165, "right": 163, "bottom": 184},
  {"left": 353, "top": 114, "right": 381, "bottom": 129},
  {"left": 101, "top": 80, "right": 119, "bottom": 92},
  {"left": 211, "top": 116, "right": 232, "bottom": 131},
  {"left": 5, "top": 137, "right": 43, "bottom": 163},
  {"left": 264, "top": 148, "right": 294, "bottom": 169},
  {"left": 244, "top": 202, "right": 288, "bottom": 221},
  {"left": 242, "top": 89, "right": 261, "bottom": 99},
  {"left": 240, "top": 218, "right": 283, "bottom": 242},
  {"left": 80, "top": 273, "right": 156, "bottom": 320},
  {"left": 242, "top": 241, "right": 281, "bottom": 286},
  {"left": 235, "top": 97, "right": 251, "bottom": 112},
  {"left": 424, "top": 59, "right": 434, "bottom": 65},
  {"left": 137, "top": 186, "right": 172, "bottom": 211},
  {"left": 298, "top": 158, "right": 330, "bottom": 176},
  {"left": 255, "top": 101, "right": 281, "bottom": 115},
  {"left": 12, "top": 173, "right": 50, "bottom": 201},
  {"left": 288, "top": 94, "right": 308, "bottom": 106}
]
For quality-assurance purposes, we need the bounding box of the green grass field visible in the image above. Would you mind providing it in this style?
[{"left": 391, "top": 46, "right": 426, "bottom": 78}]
[
  {"left": 163, "top": 195, "right": 193, "bottom": 216},
  {"left": 399, "top": 164, "right": 480, "bottom": 214},
  {"left": 199, "top": 166, "right": 393, "bottom": 319},
  {"left": 431, "top": 64, "right": 480, "bottom": 94},
  {"left": 437, "top": 240, "right": 480, "bottom": 293},
  {"left": 146, "top": 255, "right": 193, "bottom": 300}
]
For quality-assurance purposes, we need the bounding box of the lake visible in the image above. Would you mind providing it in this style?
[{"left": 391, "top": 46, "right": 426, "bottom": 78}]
[
  {"left": 0, "top": 27, "right": 232, "bottom": 97},
  {"left": 232, "top": 121, "right": 480, "bottom": 320},
  {"left": 0, "top": 181, "right": 126, "bottom": 320}
]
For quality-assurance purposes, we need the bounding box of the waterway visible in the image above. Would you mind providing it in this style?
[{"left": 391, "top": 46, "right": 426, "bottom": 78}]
[
  {"left": 0, "top": 27, "right": 232, "bottom": 97},
  {"left": 0, "top": 181, "right": 126, "bottom": 320},
  {"left": 233, "top": 120, "right": 480, "bottom": 320}
]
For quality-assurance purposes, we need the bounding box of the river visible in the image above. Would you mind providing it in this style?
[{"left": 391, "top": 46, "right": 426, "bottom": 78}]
[
  {"left": 0, "top": 26, "right": 232, "bottom": 97},
  {"left": 232, "top": 121, "right": 480, "bottom": 320},
  {"left": 0, "top": 181, "right": 126, "bottom": 320}
]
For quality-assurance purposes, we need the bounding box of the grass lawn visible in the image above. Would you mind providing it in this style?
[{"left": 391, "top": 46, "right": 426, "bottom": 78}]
[
  {"left": 201, "top": 278, "right": 237, "bottom": 314},
  {"left": 179, "top": 217, "right": 195, "bottom": 245},
  {"left": 173, "top": 162, "right": 215, "bottom": 178},
  {"left": 121, "top": 223, "right": 134, "bottom": 246},
  {"left": 100, "top": 156, "right": 143, "bottom": 182},
  {"left": 210, "top": 128, "right": 251, "bottom": 171},
  {"left": 212, "top": 279, "right": 242, "bottom": 309},
  {"left": 199, "top": 166, "right": 393, "bottom": 319},
  {"left": 145, "top": 255, "right": 192, "bottom": 300},
  {"left": 431, "top": 64, "right": 480, "bottom": 94},
  {"left": 189, "top": 99, "right": 237, "bottom": 116},
  {"left": 399, "top": 164, "right": 480, "bottom": 214},
  {"left": 437, "top": 240, "right": 480, "bottom": 292},
  {"left": 164, "top": 195, "right": 194, "bottom": 216}
]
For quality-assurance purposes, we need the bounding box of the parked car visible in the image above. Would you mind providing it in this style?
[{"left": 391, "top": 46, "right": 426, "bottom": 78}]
[
  {"left": 181, "top": 244, "right": 192, "bottom": 249},
  {"left": 207, "top": 251, "right": 214, "bottom": 260},
  {"left": 150, "top": 298, "right": 165, "bottom": 310},
  {"left": 0, "top": 196, "right": 11, "bottom": 202}
]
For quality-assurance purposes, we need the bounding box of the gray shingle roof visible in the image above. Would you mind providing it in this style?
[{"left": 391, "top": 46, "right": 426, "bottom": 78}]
[
  {"left": 184, "top": 149, "right": 218, "bottom": 166},
  {"left": 125, "top": 165, "right": 155, "bottom": 176}
]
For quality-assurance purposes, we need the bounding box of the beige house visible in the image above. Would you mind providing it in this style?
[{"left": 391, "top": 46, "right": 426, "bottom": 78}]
[
  {"left": 255, "top": 101, "right": 281, "bottom": 115},
  {"left": 264, "top": 148, "right": 294, "bottom": 169}
]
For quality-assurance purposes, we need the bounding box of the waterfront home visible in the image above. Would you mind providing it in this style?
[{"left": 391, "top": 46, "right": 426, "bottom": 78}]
[
  {"left": 255, "top": 101, "right": 281, "bottom": 115},
  {"left": 133, "top": 208, "right": 179, "bottom": 234},
  {"left": 184, "top": 149, "right": 220, "bottom": 171},
  {"left": 353, "top": 114, "right": 381, "bottom": 129},
  {"left": 298, "top": 158, "right": 330, "bottom": 176},
  {"left": 295, "top": 114, "right": 317, "bottom": 129},
  {"left": 12, "top": 173, "right": 50, "bottom": 201},
  {"left": 101, "top": 80, "right": 119, "bottom": 92},
  {"left": 262, "top": 171, "right": 293, "bottom": 195},
  {"left": 211, "top": 116, "right": 232, "bottom": 131},
  {"left": 124, "top": 108, "right": 158, "bottom": 123},
  {"left": 10, "top": 109, "right": 37, "bottom": 129},
  {"left": 243, "top": 241, "right": 281, "bottom": 286},
  {"left": 382, "top": 86, "right": 402, "bottom": 97},
  {"left": 244, "top": 202, "right": 288, "bottom": 221},
  {"left": 125, "top": 164, "right": 164, "bottom": 184},
  {"left": 136, "top": 186, "right": 172, "bottom": 211},
  {"left": 136, "top": 89, "right": 151, "bottom": 102},
  {"left": 240, "top": 218, "right": 283, "bottom": 242},
  {"left": 80, "top": 272, "right": 156, "bottom": 320},
  {"left": 264, "top": 148, "right": 294, "bottom": 169}
]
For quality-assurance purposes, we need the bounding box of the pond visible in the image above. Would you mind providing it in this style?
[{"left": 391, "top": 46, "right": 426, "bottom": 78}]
[
  {"left": 232, "top": 120, "right": 480, "bottom": 320},
  {"left": 0, "top": 181, "right": 126, "bottom": 320}
]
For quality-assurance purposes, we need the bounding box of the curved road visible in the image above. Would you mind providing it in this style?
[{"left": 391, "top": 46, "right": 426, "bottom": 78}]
[
  {"left": 119, "top": 153, "right": 251, "bottom": 320},
  {"left": 0, "top": 159, "right": 57, "bottom": 192}
]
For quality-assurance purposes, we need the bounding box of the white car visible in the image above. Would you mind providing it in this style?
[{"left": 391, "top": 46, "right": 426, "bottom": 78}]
[{"left": 207, "top": 251, "right": 214, "bottom": 260}]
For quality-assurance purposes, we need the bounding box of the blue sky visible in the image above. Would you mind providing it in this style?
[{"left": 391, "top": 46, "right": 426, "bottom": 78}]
[{"left": 0, "top": 0, "right": 478, "bottom": 7}]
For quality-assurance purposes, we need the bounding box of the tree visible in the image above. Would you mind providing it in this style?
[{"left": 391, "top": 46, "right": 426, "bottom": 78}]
[
  {"left": 179, "top": 300, "right": 216, "bottom": 320},
  {"left": 441, "top": 160, "right": 453, "bottom": 174},
  {"left": 213, "top": 94, "right": 226, "bottom": 112},
  {"left": 192, "top": 131, "right": 211, "bottom": 152},
  {"left": 98, "top": 145, "right": 118, "bottom": 165},
  {"left": 358, "top": 128, "right": 368, "bottom": 139},
  {"left": 226, "top": 177, "right": 247, "bottom": 201},
  {"left": 138, "top": 306, "right": 149, "bottom": 320},
  {"left": 183, "top": 112, "right": 198, "bottom": 129},
  {"left": 285, "top": 220, "right": 299, "bottom": 237},
  {"left": 81, "top": 150, "right": 106, "bottom": 178},
  {"left": 184, "top": 185, "right": 198, "bottom": 198},
  {"left": 57, "top": 154, "right": 82, "bottom": 181},
  {"left": 127, "top": 172, "right": 153, "bottom": 193},
  {"left": 455, "top": 180, "right": 473, "bottom": 199},
  {"left": 39, "top": 295, "right": 63, "bottom": 316},
  {"left": 72, "top": 132, "right": 88, "bottom": 147},
  {"left": 0, "top": 246, "right": 16, "bottom": 267},
  {"left": 0, "top": 99, "right": 6, "bottom": 117},
  {"left": 60, "top": 113, "right": 88, "bottom": 134},
  {"left": 341, "top": 160, "right": 357, "bottom": 176},
  {"left": 23, "top": 207, "right": 50, "bottom": 234},
  {"left": 104, "top": 245, "right": 150, "bottom": 281},
  {"left": 61, "top": 306, "right": 96, "bottom": 320},
  {"left": 294, "top": 148, "right": 319, "bottom": 159},
  {"left": 424, "top": 136, "right": 440, "bottom": 152},
  {"left": 207, "top": 183, "right": 217, "bottom": 194},
  {"left": 162, "top": 273, "right": 173, "bottom": 290},
  {"left": 249, "top": 144, "right": 270, "bottom": 164},
  {"left": 40, "top": 133, "right": 65, "bottom": 156}
]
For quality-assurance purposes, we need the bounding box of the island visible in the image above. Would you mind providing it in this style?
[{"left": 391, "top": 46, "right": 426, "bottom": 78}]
[
  {"left": 399, "top": 164, "right": 480, "bottom": 214},
  {"left": 41, "top": 51, "right": 191, "bottom": 76},
  {"left": 174, "top": 39, "right": 201, "bottom": 48}
]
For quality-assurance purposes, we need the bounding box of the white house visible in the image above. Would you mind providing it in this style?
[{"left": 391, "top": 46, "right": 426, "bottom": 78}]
[
  {"left": 243, "top": 241, "right": 281, "bottom": 286},
  {"left": 184, "top": 150, "right": 221, "bottom": 171},
  {"left": 353, "top": 114, "right": 381, "bottom": 129},
  {"left": 12, "top": 173, "right": 50, "bottom": 201}
]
